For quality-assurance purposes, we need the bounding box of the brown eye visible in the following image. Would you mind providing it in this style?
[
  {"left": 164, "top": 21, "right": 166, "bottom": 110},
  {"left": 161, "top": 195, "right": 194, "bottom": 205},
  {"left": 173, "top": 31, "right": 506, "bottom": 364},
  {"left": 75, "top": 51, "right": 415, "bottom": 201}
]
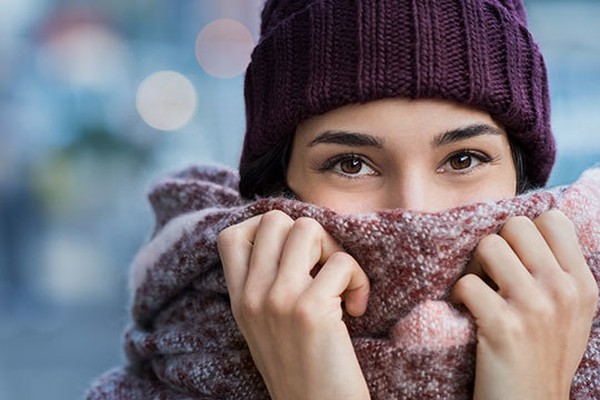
[
  {"left": 340, "top": 157, "right": 363, "bottom": 174},
  {"left": 449, "top": 154, "right": 472, "bottom": 170},
  {"left": 321, "top": 154, "right": 377, "bottom": 178},
  {"left": 438, "top": 150, "right": 492, "bottom": 175}
]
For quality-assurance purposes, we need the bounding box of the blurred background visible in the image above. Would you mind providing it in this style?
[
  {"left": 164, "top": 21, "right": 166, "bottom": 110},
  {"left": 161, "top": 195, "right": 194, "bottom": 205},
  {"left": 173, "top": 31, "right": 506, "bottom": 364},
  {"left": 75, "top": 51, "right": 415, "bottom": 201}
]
[{"left": 0, "top": 0, "right": 598, "bottom": 398}]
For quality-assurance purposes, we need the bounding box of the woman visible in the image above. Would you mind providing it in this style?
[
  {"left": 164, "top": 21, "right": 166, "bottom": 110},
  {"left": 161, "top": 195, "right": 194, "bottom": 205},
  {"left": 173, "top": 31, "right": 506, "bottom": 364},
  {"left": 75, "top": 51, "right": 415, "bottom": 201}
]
[
  {"left": 218, "top": 98, "right": 597, "bottom": 400},
  {"left": 217, "top": 0, "right": 597, "bottom": 399},
  {"left": 87, "top": 0, "right": 599, "bottom": 399}
]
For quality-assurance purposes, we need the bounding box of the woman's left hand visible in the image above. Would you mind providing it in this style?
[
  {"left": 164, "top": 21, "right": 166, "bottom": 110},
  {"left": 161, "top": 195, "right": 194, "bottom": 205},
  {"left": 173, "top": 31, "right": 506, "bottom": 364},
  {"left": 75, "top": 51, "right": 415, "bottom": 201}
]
[{"left": 452, "top": 210, "right": 598, "bottom": 400}]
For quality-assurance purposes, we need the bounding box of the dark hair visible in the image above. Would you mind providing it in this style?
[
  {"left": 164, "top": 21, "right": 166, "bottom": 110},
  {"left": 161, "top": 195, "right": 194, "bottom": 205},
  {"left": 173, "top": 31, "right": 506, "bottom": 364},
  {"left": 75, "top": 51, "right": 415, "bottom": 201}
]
[
  {"left": 239, "top": 133, "right": 295, "bottom": 199},
  {"left": 510, "top": 137, "right": 534, "bottom": 195},
  {"left": 239, "top": 133, "right": 535, "bottom": 200}
]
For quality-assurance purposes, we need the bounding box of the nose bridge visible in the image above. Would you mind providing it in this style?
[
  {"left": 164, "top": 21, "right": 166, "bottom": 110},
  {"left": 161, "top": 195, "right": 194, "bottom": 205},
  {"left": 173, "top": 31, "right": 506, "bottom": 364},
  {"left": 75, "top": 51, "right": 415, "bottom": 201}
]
[{"left": 391, "top": 169, "right": 431, "bottom": 212}]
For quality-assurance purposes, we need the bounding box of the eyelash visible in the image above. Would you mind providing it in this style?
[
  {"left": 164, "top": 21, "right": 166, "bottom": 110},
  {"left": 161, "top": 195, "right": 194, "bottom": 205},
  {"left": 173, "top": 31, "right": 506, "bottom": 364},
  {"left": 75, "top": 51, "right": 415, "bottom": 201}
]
[
  {"left": 438, "top": 150, "right": 494, "bottom": 175},
  {"left": 317, "top": 153, "right": 377, "bottom": 179},
  {"left": 317, "top": 150, "right": 495, "bottom": 179}
]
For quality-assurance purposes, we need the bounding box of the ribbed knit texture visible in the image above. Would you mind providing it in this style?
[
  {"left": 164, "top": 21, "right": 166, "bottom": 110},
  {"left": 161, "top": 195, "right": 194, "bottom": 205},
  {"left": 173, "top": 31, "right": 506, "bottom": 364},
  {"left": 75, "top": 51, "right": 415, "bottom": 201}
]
[
  {"left": 241, "top": 0, "right": 555, "bottom": 187},
  {"left": 86, "top": 165, "right": 600, "bottom": 399}
]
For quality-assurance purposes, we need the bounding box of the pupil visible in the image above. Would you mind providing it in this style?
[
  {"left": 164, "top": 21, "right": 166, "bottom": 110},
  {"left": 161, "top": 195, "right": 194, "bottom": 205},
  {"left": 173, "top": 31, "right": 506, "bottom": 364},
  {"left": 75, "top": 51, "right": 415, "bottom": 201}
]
[
  {"left": 341, "top": 158, "right": 362, "bottom": 174},
  {"left": 451, "top": 154, "right": 472, "bottom": 170}
]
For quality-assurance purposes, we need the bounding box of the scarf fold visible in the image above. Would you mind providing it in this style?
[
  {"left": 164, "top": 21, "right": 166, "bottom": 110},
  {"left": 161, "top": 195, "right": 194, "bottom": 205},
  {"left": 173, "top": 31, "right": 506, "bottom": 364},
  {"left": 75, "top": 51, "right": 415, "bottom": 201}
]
[{"left": 87, "top": 165, "right": 600, "bottom": 399}]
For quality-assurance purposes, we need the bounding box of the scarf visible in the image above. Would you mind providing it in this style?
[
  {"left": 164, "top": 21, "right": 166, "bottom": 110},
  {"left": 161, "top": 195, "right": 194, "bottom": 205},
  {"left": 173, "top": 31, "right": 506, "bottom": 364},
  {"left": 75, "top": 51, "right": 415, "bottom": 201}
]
[{"left": 87, "top": 165, "right": 600, "bottom": 399}]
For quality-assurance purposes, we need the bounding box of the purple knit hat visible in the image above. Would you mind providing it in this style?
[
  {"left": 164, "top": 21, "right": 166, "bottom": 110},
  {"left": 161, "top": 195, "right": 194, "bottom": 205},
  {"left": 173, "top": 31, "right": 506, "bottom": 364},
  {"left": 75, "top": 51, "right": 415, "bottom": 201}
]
[{"left": 240, "top": 0, "right": 556, "bottom": 188}]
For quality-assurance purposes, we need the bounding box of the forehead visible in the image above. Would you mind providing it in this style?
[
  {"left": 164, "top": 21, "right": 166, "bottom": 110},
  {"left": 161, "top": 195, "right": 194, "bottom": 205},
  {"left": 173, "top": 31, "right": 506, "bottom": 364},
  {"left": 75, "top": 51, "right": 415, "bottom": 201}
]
[{"left": 295, "top": 98, "right": 503, "bottom": 143}]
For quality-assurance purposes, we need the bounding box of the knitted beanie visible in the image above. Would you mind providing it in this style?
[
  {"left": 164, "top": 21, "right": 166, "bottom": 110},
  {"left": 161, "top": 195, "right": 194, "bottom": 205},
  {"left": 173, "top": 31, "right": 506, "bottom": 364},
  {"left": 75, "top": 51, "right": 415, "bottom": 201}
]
[{"left": 240, "top": 0, "right": 555, "bottom": 188}]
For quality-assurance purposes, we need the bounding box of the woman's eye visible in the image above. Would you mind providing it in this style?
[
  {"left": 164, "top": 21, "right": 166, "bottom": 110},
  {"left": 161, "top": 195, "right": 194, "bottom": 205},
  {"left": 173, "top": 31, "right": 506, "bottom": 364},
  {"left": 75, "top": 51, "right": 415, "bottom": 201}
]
[
  {"left": 322, "top": 155, "right": 377, "bottom": 177},
  {"left": 339, "top": 157, "right": 364, "bottom": 174},
  {"left": 449, "top": 153, "right": 473, "bottom": 170},
  {"left": 440, "top": 151, "right": 491, "bottom": 174}
]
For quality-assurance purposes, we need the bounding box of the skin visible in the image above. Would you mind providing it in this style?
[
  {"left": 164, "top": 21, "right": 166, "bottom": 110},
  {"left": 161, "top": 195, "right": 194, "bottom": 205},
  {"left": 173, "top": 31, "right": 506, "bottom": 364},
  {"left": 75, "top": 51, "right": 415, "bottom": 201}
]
[
  {"left": 287, "top": 98, "right": 517, "bottom": 213},
  {"left": 217, "top": 98, "right": 598, "bottom": 400}
]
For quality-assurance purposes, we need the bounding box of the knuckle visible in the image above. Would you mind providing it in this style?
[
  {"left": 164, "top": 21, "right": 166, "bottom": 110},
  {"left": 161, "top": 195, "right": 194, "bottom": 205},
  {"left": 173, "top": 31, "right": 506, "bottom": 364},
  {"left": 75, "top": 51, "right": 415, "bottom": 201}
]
[
  {"left": 217, "top": 225, "right": 240, "bottom": 247},
  {"left": 293, "top": 217, "right": 322, "bottom": 234},
  {"left": 292, "top": 297, "right": 321, "bottom": 329},
  {"left": 542, "top": 209, "right": 569, "bottom": 223},
  {"left": 328, "top": 251, "right": 356, "bottom": 267},
  {"left": 543, "top": 274, "right": 598, "bottom": 322},
  {"left": 454, "top": 273, "right": 477, "bottom": 294},
  {"left": 292, "top": 217, "right": 327, "bottom": 250},
  {"left": 501, "top": 215, "right": 534, "bottom": 235},
  {"left": 239, "top": 294, "right": 262, "bottom": 320},
  {"left": 536, "top": 210, "right": 575, "bottom": 232},
  {"left": 261, "top": 209, "right": 292, "bottom": 225},
  {"left": 550, "top": 268, "right": 597, "bottom": 314},
  {"left": 478, "top": 233, "right": 503, "bottom": 248},
  {"left": 526, "top": 297, "right": 555, "bottom": 322},
  {"left": 475, "top": 234, "right": 506, "bottom": 256},
  {"left": 582, "top": 276, "right": 599, "bottom": 310},
  {"left": 264, "top": 290, "right": 289, "bottom": 317},
  {"left": 488, "top": 311, "right": 524, "bottom": 339},
  {"left": 553, "top": 279, "right": 580, "bottom": 309}
]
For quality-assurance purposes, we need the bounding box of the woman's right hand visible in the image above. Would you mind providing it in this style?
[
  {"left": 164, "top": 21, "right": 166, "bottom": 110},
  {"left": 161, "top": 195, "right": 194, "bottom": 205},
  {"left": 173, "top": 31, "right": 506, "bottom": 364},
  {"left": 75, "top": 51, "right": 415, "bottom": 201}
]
[{"left": 217, "top": 210, "right": 371, "bottom": 400}]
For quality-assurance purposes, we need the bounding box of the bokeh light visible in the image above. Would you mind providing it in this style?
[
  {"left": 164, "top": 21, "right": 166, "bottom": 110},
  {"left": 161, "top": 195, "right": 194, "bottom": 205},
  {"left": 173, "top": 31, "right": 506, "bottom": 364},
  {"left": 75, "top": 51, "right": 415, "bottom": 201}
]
[
  {"left": 135, "top": 70, "right": 197, "bottom": 131},
  {"left": 36, "top": 22, "right": 129, "bottom": 89},
  {"left": 195, "top": 18, "right": 254, "bottom": 79}
]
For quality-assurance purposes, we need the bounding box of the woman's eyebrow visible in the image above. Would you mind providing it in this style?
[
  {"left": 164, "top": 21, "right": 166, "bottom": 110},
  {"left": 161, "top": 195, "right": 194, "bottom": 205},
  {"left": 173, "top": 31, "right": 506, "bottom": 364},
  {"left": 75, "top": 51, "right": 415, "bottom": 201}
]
[
  {"left": 432, "top": 123, "right": 501, "bottom": 147},
  {"left": 307, "top": 130, "right": 384, "bottom": 148}
]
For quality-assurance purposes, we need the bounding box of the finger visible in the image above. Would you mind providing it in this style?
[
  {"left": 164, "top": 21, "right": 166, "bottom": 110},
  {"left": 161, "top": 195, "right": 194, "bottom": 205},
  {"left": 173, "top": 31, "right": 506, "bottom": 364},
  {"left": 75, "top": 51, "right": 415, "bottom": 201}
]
[
  {"left": 276, "top": 217, "right": 343, "bottom": 284},
  {"left": 535, "top": 211, "right": 598, "bottom": 307},
  {"left": 462, "top": 257, "right": 498, "bottom": 291},
  {"left": 534, "top": 211, "right": 588, "bottom": 276},
  {"left": 303, "top": 252, "right": 370, "bottom": 317},
  {"left": 470, "top": 234, "right": 535, "bottom": 298},
  {"left": 499, "top": 216, "right": 562, "bottom": 276},
  {"left": 217, "top": 214, "right": 263, "bottom": 301},
  {"left": 245, "top": 210, "right": 294, "bottom": 294},
  {"left": 452, "top": 273, "right": 506, "bottom": 320}
]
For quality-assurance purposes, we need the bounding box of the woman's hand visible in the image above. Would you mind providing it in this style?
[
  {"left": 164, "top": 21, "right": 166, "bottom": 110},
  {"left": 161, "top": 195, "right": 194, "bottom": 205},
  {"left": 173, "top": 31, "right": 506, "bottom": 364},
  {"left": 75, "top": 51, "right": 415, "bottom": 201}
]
[
  {"left": 453, "top": 210, "right": 598, "bottom": 400},
  {"left": 217, "top": 210, "right": 371, "bottom": 400}
]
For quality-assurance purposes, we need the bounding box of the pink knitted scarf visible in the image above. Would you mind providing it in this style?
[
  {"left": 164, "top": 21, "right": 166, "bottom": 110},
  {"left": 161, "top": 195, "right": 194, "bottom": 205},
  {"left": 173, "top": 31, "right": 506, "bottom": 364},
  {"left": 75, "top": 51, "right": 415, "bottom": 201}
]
[{"left": 87, "top": 165, "right": 600, "bottom": 399}]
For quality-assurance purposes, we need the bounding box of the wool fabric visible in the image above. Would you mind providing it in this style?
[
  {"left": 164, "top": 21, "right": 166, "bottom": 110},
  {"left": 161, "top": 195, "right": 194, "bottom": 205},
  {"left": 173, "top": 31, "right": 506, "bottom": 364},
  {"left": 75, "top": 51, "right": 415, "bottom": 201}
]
[
  {"left": 86, "top": 165, "right": 600, "bottom": 399},
  {"left": 241, "top": 0, "right": 555, "bottom": 188}
]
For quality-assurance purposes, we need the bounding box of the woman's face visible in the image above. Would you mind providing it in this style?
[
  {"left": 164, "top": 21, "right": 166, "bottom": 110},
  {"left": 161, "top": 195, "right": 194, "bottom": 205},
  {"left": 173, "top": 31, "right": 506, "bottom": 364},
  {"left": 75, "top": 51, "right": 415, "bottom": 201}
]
[{"left": 286, "top": 98, "right": 517, "bottom": 214}]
